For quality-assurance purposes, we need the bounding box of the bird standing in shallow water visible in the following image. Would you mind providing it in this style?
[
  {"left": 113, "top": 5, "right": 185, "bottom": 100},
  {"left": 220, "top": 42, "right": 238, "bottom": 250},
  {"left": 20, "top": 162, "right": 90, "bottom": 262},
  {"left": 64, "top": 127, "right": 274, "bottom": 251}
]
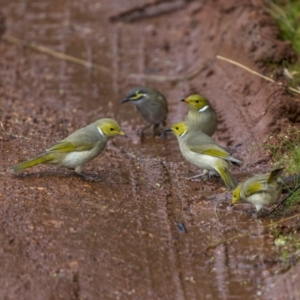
[
  {"left": 231, "top": 168, "right": 284, "bottom": 213},
  {"left": 182, "top": 94, "right": 217, "bottom": 136},
  {"left": 166, "top": 121, "right": 241, "bottom": 190},
  {"left": 122, "top": 87, "right": 168, "bottom": 136},
  {"left": 9, "top": 118, "right": 127, "bottom": 180}
]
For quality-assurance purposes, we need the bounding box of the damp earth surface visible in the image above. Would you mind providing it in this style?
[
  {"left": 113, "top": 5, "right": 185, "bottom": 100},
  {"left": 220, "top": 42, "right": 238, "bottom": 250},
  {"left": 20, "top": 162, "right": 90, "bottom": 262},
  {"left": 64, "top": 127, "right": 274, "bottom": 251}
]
[{"left": 1, "top": 0, "right": 300, "bottom": 299}]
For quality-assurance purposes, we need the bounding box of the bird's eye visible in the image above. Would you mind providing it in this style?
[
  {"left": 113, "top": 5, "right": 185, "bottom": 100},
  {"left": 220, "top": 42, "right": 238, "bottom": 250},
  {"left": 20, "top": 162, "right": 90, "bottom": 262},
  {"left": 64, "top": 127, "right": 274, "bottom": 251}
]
[
  {"left": 110, "top": 128, "right": 114, "bottom": 131},
  {"left": 195, "top": 100, "right": 199, "bottom": 103},
  {"left": 175, "top": 127, "right": 179, "bottom": 130}
]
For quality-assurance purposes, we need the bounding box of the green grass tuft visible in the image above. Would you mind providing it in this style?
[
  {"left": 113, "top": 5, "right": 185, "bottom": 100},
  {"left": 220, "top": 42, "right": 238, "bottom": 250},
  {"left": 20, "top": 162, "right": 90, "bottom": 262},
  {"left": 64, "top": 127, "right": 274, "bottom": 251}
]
[
  {"left": 265, "top": 129, "right": 300, "bottom": 208},
  {"left": 266, "top": 129, "right": 300, "bottom": 173},
  {"left": 270, "top": 0, "right": 300, "bottom": 54}
]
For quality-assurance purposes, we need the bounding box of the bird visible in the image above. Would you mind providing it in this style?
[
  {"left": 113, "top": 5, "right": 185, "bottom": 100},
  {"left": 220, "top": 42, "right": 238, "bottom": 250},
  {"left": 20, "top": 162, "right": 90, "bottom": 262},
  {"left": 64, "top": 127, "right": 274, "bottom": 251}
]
[
  {"left": 9, "top": 118, "right": 127, "bottom": 179},
  {"left": 121, "top": 87, "right": 168, "bottom": 136},
  {"left": 166, "top": 121, "right": 241, "bottom": 190},
  {"left": 181, "top": 94, "right": 217, "bottom": 136},
  {"left": 231, "top": 168, "right": 284, "bottom": 212}
]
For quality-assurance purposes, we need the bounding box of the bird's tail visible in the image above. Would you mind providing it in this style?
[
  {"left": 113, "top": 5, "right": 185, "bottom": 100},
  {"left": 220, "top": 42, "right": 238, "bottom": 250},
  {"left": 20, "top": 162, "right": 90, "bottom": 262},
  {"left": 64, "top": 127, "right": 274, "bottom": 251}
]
[
  {"left": 267, "top": 167, "right": 284, "bottom": 184},
  {"left": 8, "top": 154, "right": 53, "bottom": 173},
  {"left": 216, "top": 165, "right": 237, "bottom": 190}
]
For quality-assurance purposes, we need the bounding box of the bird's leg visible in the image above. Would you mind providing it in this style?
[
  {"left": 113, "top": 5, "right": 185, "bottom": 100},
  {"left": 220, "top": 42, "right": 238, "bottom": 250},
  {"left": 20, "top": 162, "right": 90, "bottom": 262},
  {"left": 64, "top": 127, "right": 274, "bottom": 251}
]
[
  {"left": 153, "top": 123, "right": 161, "bottom": 137},
  {"left": 258, "top": 207, "right": 274, "bottom": 217},
  {"left": 252, "top": 210, "right": 261, "bottom": 218},
  {"left": 186, "top": 169, "right": 209, "bottom": 180},
  {"left": 158, "top": 122, "right": 167, "bottom": 139},
  {"left": 138, "top": 123, "right": 152, "bottom": 136},
  {"left": 186, "top": 172, "right": 206, "bottom": 180},
  {"left": 186, "top": 169, "right": 220, "bottom": 180}
]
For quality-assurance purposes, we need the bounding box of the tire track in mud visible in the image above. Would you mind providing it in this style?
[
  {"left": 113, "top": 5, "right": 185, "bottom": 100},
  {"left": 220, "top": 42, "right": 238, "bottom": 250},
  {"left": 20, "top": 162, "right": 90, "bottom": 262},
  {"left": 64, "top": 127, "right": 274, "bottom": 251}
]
[
  {"left": 124, "top": 150, "right": 188, "bottom": 300},
  {"left": 124, "top": 153, "right": 154, "bottom": 298},
  {"left": 166, "top": 158, "right": 222, "bottom": 300}
]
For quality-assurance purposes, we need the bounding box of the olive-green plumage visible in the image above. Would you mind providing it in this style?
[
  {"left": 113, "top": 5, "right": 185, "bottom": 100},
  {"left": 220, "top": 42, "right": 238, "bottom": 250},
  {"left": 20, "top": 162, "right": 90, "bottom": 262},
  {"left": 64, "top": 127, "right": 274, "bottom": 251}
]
[
  {"left": 122, "top": 87, "right": 168, "bottom": 135},
  {"left": 182, "top": 94, "right": 217, "bottom": 136},
  {"left": 167, "top": 121, "right": 241, "bottom": 190},
  {"left": 231, "top": 168, "right": 284, "bottom": 212},
  {"left": 9, "top": 118, "right": 126, "bottom": 175}
]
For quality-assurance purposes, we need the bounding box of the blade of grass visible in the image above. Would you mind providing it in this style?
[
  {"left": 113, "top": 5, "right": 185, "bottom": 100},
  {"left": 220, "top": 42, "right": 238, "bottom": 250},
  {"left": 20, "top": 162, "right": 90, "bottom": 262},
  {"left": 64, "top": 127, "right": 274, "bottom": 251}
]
[{"left": 217, "top": 55, "right": 300, "bottom": 94}]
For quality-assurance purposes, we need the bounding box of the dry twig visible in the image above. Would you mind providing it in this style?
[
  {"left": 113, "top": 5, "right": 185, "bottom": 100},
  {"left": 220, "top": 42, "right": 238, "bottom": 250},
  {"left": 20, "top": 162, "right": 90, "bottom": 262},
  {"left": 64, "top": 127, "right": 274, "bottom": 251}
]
[
  {"left": 217, "top": 55, "right": 300, "bottom": 94},
  {"left": 3, "top": 35, "right": 110, "bottom": 74}
]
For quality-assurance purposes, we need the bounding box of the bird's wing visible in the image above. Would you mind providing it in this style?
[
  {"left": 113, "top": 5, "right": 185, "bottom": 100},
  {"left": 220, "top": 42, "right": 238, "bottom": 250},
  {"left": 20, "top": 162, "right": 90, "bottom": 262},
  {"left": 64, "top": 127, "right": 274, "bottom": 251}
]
[
  {"left": 189, "top": 144, "right": 242, "bottom": 165},
  {"left": 243, "top": 181, "right": 265, "bottom": 197},
  {"left": 189, "top": 144, "right": 230, "bottom": 158},
  {"left": 47, "top": 140, "right": 94, "bottom": 153},
  {"left": 243, "top": 174, "right": 279, "bottom": 197}
]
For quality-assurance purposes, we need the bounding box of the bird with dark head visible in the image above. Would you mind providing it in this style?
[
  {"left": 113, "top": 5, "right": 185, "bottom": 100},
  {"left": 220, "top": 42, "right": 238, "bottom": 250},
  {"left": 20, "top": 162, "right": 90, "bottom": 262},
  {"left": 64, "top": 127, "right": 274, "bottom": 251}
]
[{"left": 122, "top": 87, "right": 168, "bottom": 136}]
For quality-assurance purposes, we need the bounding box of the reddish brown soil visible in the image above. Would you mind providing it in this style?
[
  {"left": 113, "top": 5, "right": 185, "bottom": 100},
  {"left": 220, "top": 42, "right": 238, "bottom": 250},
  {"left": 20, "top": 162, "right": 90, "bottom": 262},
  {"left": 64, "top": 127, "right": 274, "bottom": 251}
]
[{"left": 1, "top": 0, "right": 300, "bottom": 299}]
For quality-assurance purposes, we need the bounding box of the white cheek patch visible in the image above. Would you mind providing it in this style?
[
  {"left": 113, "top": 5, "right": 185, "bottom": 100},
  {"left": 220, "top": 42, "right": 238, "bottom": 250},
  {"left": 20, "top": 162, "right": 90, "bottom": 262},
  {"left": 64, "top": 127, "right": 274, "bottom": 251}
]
[
  {"left": 198, "top": 105, "right": 209, "bottom": 112},
  {"left": 98, "top": 127, "right": 104, "bottom": 136},
  {"left": 180, "top": 130, "right": 187, "bottom": 138}
]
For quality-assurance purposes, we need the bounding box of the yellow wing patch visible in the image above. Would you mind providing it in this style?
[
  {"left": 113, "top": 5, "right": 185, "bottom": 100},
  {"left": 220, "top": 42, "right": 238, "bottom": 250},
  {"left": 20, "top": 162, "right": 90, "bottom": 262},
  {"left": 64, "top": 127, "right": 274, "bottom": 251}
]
[
  {"left": 203, "top": 148, "right": 229, "bottom": 158},
  {"left": 244, "top": 182, "right": 264, "bottom": 196},
  {"left": 48, "top": 141, "right": 94, "bottom": 153}
]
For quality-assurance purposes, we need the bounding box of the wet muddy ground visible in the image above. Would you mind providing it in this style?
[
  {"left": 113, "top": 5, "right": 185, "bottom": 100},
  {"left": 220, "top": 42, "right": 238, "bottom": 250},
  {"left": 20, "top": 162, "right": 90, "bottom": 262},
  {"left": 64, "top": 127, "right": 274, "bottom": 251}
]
[{"left": 1, "top": 0, "right": 300, "bottom": 299}]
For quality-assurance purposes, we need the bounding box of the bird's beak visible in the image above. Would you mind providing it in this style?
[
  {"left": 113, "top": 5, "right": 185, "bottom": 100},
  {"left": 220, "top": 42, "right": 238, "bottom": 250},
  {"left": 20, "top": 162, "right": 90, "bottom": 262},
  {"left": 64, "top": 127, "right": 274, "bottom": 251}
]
[
  {"left": 119, "top": 131, "right": 128, "bottom": 137},
  {"left": 121, "top": 97, "right": 130, "bottom": 104},
  {"left": 181, "top": 98, "right": 188, "bottom": 103},
  {"left": 231, "top": 199, "right": 237, "bottom": 205},
  {"left": 164, "top": 128, "right": 173, "bottom": 133}
]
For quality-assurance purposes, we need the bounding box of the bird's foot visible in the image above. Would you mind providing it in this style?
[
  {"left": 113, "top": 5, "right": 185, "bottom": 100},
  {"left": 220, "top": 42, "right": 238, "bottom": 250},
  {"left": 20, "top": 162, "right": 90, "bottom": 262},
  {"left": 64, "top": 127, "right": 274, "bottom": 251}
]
[
  {"left": 137, "top": 123, "right": 152, "bottom": 137},
  {"left": 137, "top": 129, "right": 145, "bottom": 137},
  {"left": 76, "top": 172, "right": 101, "bottom": 182},
  {"left": 259, "top": 207, "right": 277, "bottom": 217},
  {"left": 252, "top": 209, "right": 268, "bottom": 218},
  {"left": 154, "top": 123, "right": 167, "bottom": 138},
  {"left": 159, "top": 129, "right": 166, "bottom": 139}
]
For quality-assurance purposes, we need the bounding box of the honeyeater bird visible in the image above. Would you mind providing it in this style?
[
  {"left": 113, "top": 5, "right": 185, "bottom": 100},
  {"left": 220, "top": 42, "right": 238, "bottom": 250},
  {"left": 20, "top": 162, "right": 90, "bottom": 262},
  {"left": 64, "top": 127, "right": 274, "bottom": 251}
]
[
  {"left": 9, "top": 118, "right": 126, "bottom": 178},
  {"left": 121, "top": 87, "right": 168, "bottom": 136},
  {"left": 182, "top": 94, "right": 217, "bottom": 136},
  {"left": 231, "top": 168, "right": 284, "bottom": 212},
  {"left": 167, "top": 121, "right": 241, "bottom": 190}
]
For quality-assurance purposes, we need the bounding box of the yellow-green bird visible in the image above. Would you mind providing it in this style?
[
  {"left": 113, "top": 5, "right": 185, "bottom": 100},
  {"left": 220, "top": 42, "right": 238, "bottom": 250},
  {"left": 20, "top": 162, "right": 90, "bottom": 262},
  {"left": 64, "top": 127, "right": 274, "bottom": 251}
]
[
  {"left": 167, "top": 121, "right": 241, "bottom": 190},
  {"left": 182, "top": 94, "right": 217, "bottom": 136},
  {"left": 231, "top": 168, "right": 284, "bottom": 212},
  {"left": 122, "top": 87, "right": 168, "bottom": 136},
  {"left": 9, "top": 118, "right": 126, "bottom": 178}
]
